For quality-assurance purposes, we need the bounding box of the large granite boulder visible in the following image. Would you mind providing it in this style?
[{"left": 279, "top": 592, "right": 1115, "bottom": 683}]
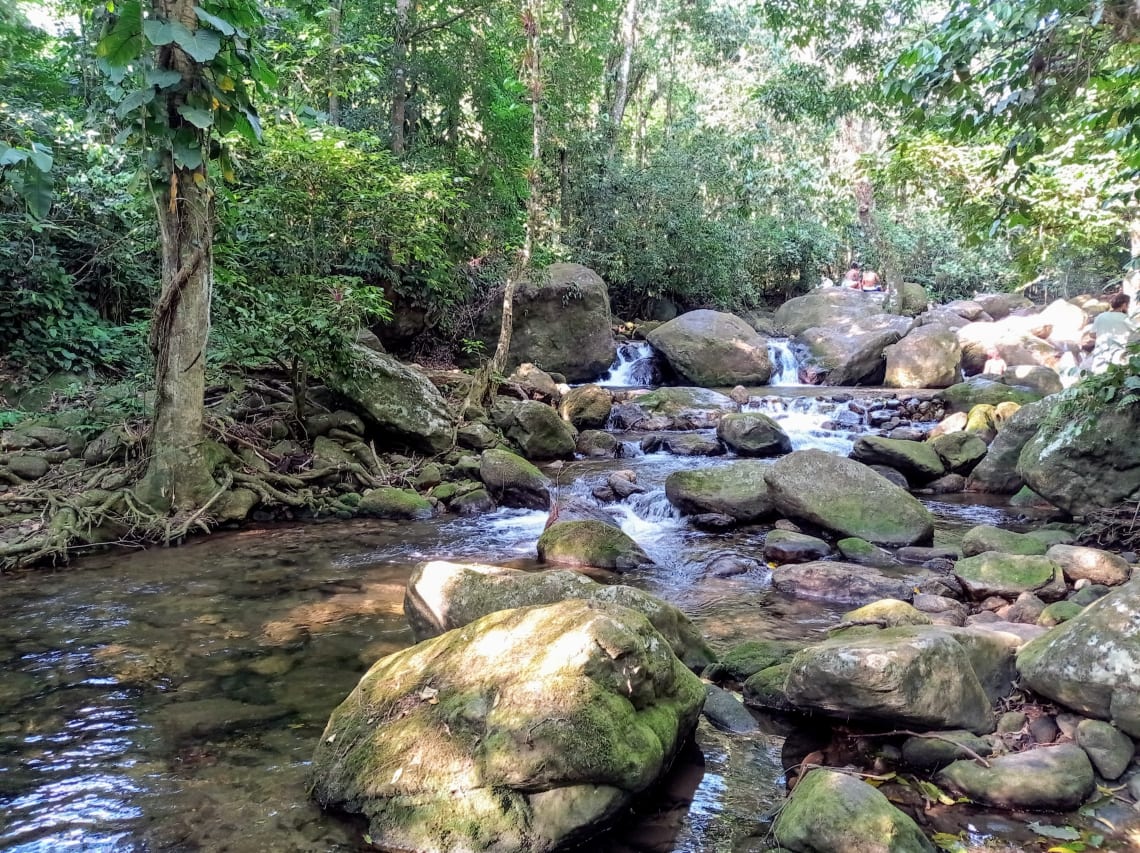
[
  {"left": 894, "top": 281, "right": 930, "bottom": 318},
  {"left": 973, "top": 292, "right": 1033, "bottom": 321},
  {"left": 403, "top": 561, "right": 714, "bottom": 670},
  {"left": 1018, "top": 395, "right": 1140, "bottom": 515},
  {"left": 1036, "top": 298, "right": 1089, "bottom": 349},
  {"left": 966, "top": 400, "right": 1048, "bottom": 494},
  {"left": 954, "top": 552, "right": 1063, "bottom": 600},
  {"left": 774, "top": 288, "right": 888, "bottom": 336},
  {"left": 492, "top": 399, "right": 576, "bottom": 461},
  {"left": 612, "top": 387, "right": 737, "bottom": 431},
  {"left": 664, "top": 461, "right": 776, "bottom": 523},
  {"left": 478, "top": 263, "right": 617, "bottom": 382},
  {"left": 884, "top": 325, "right": 962, "bottom": 389},
  {"left": 784, "top": 627, "right": 997, "bottom": 733},
  {"left": 800, "top": 317, "right": 912, "bottom": 386},
  {"left": 715, "top": 412, "right": 792, "bottom": 457},
  {"left": 940, "top": 376, "right": 1042, "bottom": 414},
  {"left": 957, "top": 317, "right": 1057, "bottom": 374},
  {"left": 646, "top": 310, "right": 772, "bottom": 386},
  {"left": 764, "top": 450, "right": 935, "bottom": 546},
  {"left": 330, "top": 345, "right": 456, "bottom": 454},
  {"left": 937, "top": 744, "right": 1094, "bottom": 812},
  {"left": 537, "top": 520, "right": 653, "bottom": 571},
  {"left": 929, "top": 432, "right": 988, "bottom": 474},
  {"left": 1017, "top": 579, "right": 1140, "bottom": 736},
  {"left": 771, "top": 561, "right": 919, "bottom": 605},
  {"left": 773, "top": 768, "right": 935, "bottom": 853},
  {"left": 850, "top": 436, "right": 946, "bottom": 484},
  {"left": 310, "top": 600, "right": 705, "bottom": 853},
  {"left": 479, "top": 448, "right": 552, "bottom": 509},
  {"left": 558, "top": 384, "right": 613, "bottom": 430},
  {"left": 1046, "top": 544, "right": 1131, "bottom": 586}
]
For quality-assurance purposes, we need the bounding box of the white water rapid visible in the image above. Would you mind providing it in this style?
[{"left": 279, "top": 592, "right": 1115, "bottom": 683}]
[
  {"left": 766, "top": 338, "right": 802, "bottom": 386},
  {"left": 598, "top": 342, "right": 659, "bottom": 387}
]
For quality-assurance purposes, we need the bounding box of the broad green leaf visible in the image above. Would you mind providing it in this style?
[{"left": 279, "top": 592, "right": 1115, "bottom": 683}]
[
  {"left": 115, "top": 87, "right": 156, "bottom": 118},
  {"left": 173, "top": 138, "right": 205, "bottom": 170},
  {"left": 173, "top": 25, "right": 222, "bottom": 62},
  {"left": 27, "top": 143, "right": 53, "bottom": 173},
  {"left": 194, "top": 6, "right": 236, "bottom": 36},
  {"left": 178, "top": 104, "right": 214, "bottom": 129},
  {"left": 0, "top": 145, "right": 27, "bottom": 168},
  {"left": 142, "top": 19, "right": 177, "bottom": 45},
  {"left": 96, "top": 0, "right": 144, "bottom": 67},
  {"left": 21, "top": 161, "right": 53, "bottom": 219},
  {"left": 1029, "top": 823, "right": 1082, "bottom": 841},
  {"left": 145, "top": 68, "right": 184, "bottom": 88}
]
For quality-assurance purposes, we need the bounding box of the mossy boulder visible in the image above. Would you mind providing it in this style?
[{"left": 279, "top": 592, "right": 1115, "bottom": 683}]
[
  {"left": 479, "top": 448, "right": 552, "bottom": 510},
  {"left": 953, "top": 552, "right": 1063, "bottom": 600},
  {"left": 773, "top": 768, "right": 935, "bottom": 853},
  {"left": 715, "top": 412, "right": 792, "bottom": 457},
  {"left": 837, "top": 537, "right": 900, "bottom": 569},
  {"left": 310, "top": 600, "right": 705, "bottom": 853},
  {"left": 940, "top": 376, "right": 1042, "bottom": 414},
  {"left": 851, "top": 435, "right": 946, "bottom": 484},
  {"left": 628, "top": 386, "right": 738, "bottom": 426},
  {"left": 929, "top": 432, "right": 988, "bottom": 474},
  {"left": 646, "top": 310, "right": 772, "bottom": 386},
  {"left": 884, "top": 324, "right": 961, "bottom": 388},
  {"left": 842, "top": 599, "right": 932, "bottom": 627},
  {"left": 961, "top": 525, "right": 1048, "bottom": 557},
  {"left": 495, "top": 399, "right": 576, "bottom": 461},
  {"left": 764, "top": 449, "right": 934, "bottom": 546},
  {"left": 357, "top": 487, "right": 434, "bottom": 520},
  {"left": 763, "top": 529, "right": 831, "bottom": 564},
  {"left": 937, "top": 744, "right": 1095, "bottom": 812},
  {"left": 664, "top": 460, "right": 775, "bottom": 523},
  {"left": 403, "top": 561, "right": 714, "bottom": 671},
  {"left": 702, "top": 639, "right": 800, "bottom": 683},
  {"left": 537, "top": 520, "right": 652, "bottom": 571},
  {"left": 558, "top": 384, "right": 614, "bottom": 430},
  {"left": 966, "top": 400, "right": 1048, "bottom": 494},
  {"left": 742, "top": 663, "right": 796, "bottom": 712},
  {"left": 901, "top": 730, "right": 993, "bottom": 771}
]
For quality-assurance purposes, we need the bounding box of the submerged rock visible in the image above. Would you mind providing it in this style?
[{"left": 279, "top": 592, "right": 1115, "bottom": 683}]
[
  {"left": 310, "top": 600, "right": 705, "bottom": 853},
  {"left": 763, "top": 529, "right": 831, "bottom": 564},
  {"left": 537, "top": 520, "right": 652, "bottom": 571}
]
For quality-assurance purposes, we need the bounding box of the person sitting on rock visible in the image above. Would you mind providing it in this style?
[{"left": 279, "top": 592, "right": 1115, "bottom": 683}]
[
  {"left": 982, "top": 346, "right": 1006, "bottom": 377},
  {"left": 840, "top": 263, "right": 862, "bottom": 288},
  {"left": 859, "top": 269, "right": 882, "bottom": 292},
  {"left": 1091, "top": 292, "right": 1138, "bottom": 373}
]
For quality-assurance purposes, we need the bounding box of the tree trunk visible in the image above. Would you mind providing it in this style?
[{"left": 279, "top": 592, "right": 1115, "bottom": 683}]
[
  {"left": 327, "top": 0, "right": 344, "bottom": 125},
  {"left": 603, "top": 0, "right": 639, "bottom": 160},
  {"left": 136, "top": 0, "right": 219, "bottom": 511},
  {"left": 1124, "top": 215, "right": 1140, "bottom": 314},
  {"left": 390, "top": 0, "right": 411, "bottom": 154}
]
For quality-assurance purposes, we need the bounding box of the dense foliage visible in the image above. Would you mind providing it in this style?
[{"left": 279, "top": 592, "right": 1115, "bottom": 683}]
[{"left": 2, "top": 0, "right": 1138, "bottom": 383}]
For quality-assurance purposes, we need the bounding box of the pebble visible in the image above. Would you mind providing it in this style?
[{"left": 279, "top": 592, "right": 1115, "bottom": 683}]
[{"left": 1029, "top": 715, "right": 1059, "bottom": 745}]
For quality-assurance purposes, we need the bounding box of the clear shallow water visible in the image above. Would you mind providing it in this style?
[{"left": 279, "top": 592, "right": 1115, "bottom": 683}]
[{"left": 0, "top": 401, "right": 1133, "bottom": 853}]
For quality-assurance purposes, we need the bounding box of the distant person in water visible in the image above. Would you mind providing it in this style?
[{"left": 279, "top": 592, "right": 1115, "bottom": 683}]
[
  {"left": 1091, "top": 292, "right": 1138, "bottom": 373},
  {"left": 859, "top": 269, "right": 882, "bottom": 292},
  {"left": 841, "top": 263, "right": 862, "bottom": 288}
]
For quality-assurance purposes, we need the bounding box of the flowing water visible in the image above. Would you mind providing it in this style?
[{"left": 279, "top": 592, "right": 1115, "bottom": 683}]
[
  {"left": 0, "top": 383, "right": 1135, "bottom": 852},
  {"left": 764, "top": 340, "right": 801, "bottom": 387}
]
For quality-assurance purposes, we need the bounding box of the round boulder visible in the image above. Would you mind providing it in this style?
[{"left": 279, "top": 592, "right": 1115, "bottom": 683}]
[
  {"left": 715, "top": 412, "right": 792, "bottom": 457},
  {"left": 479, "top": 448, "right": 552, "bottom": 509},
  {"left": 646, "top": 310, "right": 772, "bottom": 386}
]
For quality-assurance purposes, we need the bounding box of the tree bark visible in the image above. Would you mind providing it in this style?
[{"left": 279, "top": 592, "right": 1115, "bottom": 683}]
[
  {"left": 327, "top": 0, "right": 344, "bottom": 125},
  {"left": 390, "top": 0, "right": 412, "bottom": 154},
  {"left": 136, "top": 0, "right": 219, "bottom": 511},
  {"left": 603, "top": 0, "right": 639, "bottom": 160}
]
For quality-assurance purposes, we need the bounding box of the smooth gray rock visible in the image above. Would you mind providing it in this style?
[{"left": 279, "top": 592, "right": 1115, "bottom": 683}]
[{"left": 937, "top": 744, "right": 1095, "bottom": 812}]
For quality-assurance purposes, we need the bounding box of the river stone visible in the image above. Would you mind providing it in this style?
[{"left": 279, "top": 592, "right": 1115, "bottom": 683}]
[
  {"left": 937, "top": 743, "right": 1095, "bottom": 811},
  {"left": 1018, "top": 394, "right": 1140, "bottom": 516},
  {"left": 559, "top": 385, "right": 613, "bottom": 430},
  {"left": 702, "top": 640, "right": 801, "bottom": 683},
  {"left": 7, "top": 454, "right": 49, "bottom": 480},
  {"left": 456, "top": 421, "right": 499, "bottom": 451},
  {"left": 784, "top": 628, "right": 996, "bottom": 733},
  {"left": 961, "top": 525, "right": 1048, "bottom": 558},
  {"left": 576, "top": 430, "right": 621, "bottom": 458},
  {"left": 774, "top": 288, "right": 885, "bottom": 336},
  {"left": 940, "top": 377, "right": 1042, "bottom": 414},
  {"left": 1001, "top": 364, "right": 1063, "bottom": 397},
  {"left": 664, "top": 460, "right": 775, "bottom": 523},
  {"left": 716, "top": 412, "right": 792, "bottom": 457},
  {"left": 884, "top": 324, "right": 962, "bottom": 389},
  {"left": 869, "top": 464, "right": 909, "bottom": 489},
  {"left": 742, "top": 663, "right": 796, "bottom": 712},
  {"left": 479, "top": 448, "right": 552, "bottom": 510},
  {"left": 626, "top": 388, "right": 737, "bottom": 428},
  {"left": 310, "top": 600, "right": 705, "bottom": 853},
  {"left": 851, "top": 436, "right": 946, "bottom": 483},
  {"left": 1037, "top": 601, "right": 1083, "bottom": 627},
  {"left": 772, "top": 561, "right": 917, "bottom": 605},
  {"left": 702, "top": 685, "right": 759, "bottom": 734},
  {"left": 646, "top": 310, "right": 772, "bottom": 387},
  {"left": 973, "top": 292, "right": 1033, "bottom": 321},
  {"left": 1005, "top": 592, "right": 1046, "bottom": 625},
  {"left": 452, "top": 488, "right": 495, "bottom": 516},
  {"left": 800, "top": 320, "right": 910, "bottom": 386},
  {"left": 403, "top": 561, "right": 714, "bottom": 671},
  {"left": 763, "top": 530, "right": 831, "bottom": 564},
  {"left": 1047, "top": 544, "right": 1131, "bottom": 586},
  {"left": 929, "top": 432, "right": 989, "bottom": 474},
  {"left": 837, "top": 537, "right": 900, "bottom": 569},
  {"left": 1075, "top": 719, "right": 1135, "bottom": 780},
  {"left": 964, "top": 404, "right": 999, "bottom": 444},
  {"left": 154, "top": 698, "right": 291, "bottom": 743},
  {"left": 537, "top": 520, "right": 652, "bottom": 572},
  {"left": 495, "top": 399, "right": 576, "bottom": 461},
  {"left": 772, "top": 768, "right": 935, "bottom": 853},
  {"left": 507, "top": 363, "right": 562, "bottom": 401},
  {"left": 901, "top": 731, "right": 994, "bottom": 771},
  {"left": 643, "top": 433, "right": 725, "bottom": 457},
  {"left": 954, "top": 552, "right": 1063, "bottom": 600},
  {"left": 965, "top": 400, "right": 1048, "bottom": 494},
  {"left": 1070, "top": 584, "right": 1112, "bottom": 606},
  {"left": 357, "top": 487, "right": 434, "bottom": 520},
  {"left": 479, "top": 263, "right": 617, "bottom": 382},
  {"left": 1017, "top": 579, "right": 1140, "bottom": 735},
  {"left": 764, "top": 449, "right": 935, "bottom": 546},
  {"left": 331, "top": 345, "right": 456, "bottom": 454},
  {"left": 842, "top": 599, "right": 932, "bottom": 627}
]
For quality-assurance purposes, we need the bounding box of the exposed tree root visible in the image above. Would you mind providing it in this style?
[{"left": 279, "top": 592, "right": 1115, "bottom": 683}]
[{"left": 1079, "top": 500, "right": 1140, "bottom": 551}]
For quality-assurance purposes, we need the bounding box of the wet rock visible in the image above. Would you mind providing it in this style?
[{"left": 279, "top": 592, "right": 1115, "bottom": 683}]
[
  {"left": 606, "top": 471, "right": 644, "bottom": 500},
  {"left": 784, "top": 628, "right": 996, "bottom": 733},
  {"left": 1038, "top": 600, "right": 1083, "bottom": 627},
  {"left": 921, "top": 473, "right": 966, "bottom": 494},
  {"left": 716, "top": 412, "right": 792, "bottom": 457},
  {"left": 929, "top": 432, "right": 989, "bottom": 475},
  {"left": 898, "top": 546, "right": 959, "bottom": 564},
  {"left": 901, "top": 730, "right": 993, "bottom": 771},
  {"left": 702, "top": 685, "right": 759, "bottom": 734},
  {"left": 358, "top": 487, "right": 434, "bottom": 520},
  {"left": 937, "top": 743, "right": 1095, "bottom": 812},
  {"left": 537, "top": 520, "right": 653, "bottom": 572},
  {"left": 456, "top": 421, "right": 499, "bottom": 451},
  {"left": 1076, "top": 719, "right": 1135, "bottom": 780},
  {"left": 642, "top": 433, "right": 724, "bottom": 457},
  {"left": 851, "top": 435, "right": 946, "bottom": 483},
  {"left": 647, "top": 310, "right": 772, "bottom": 386},
  {"left": 451, "top": 488, "right": 496, "bottom": 516},
  {"left": 1047, "top": 544, "right": 1130, "bottom": 586},
  {"left": 842, "top": 599, "right": 932, "bottom": 627},
  {"left": 689, "top": 513, "right": 737, "bottom": 531},
  {"left": 771, "top": 561, "right": 918, "bottom": 605},
  {"left": 954, "top": 552, "right": 1063, "bottom": 600},
  {"left": 624, "top": 387, "right": 737, "bottom": 428},
  {"left": 702, "top": 640, "right": 800, "bottom": 683},
  {"left": 869, "top": 464, "right": 909, "bottom": 488},
  {"left": 495, "top": 399, "right": 576, "bottom": 461},
  {"left": 1017, "top": 579, "right": 1140, "bottom": 736},
  {"left": 310, "top": 600, "right": 705, "bottom": 853},
  {"left": 479, "top": 448, "right": 552, "bottom": 510},
  {"left": 703, "top": 553, "right": 762, "bottom": 577},
  {"left": 764, "top": 449, "right": 934, "bottom": 547},
  {"left": 153, "top": 698, "right": 291, "bottom": 743},
  {"left": 800, "top": 319, "right": 911, "bottom": 386},
  {"left": 773, "top": 768, "right": 935, "bottom": 853},
  {"left": 961, "top": 524, "right": 1048, "bottom": 557},
  {"left": 576, "top": 429, "right": 621, "bottom": 458},
  {"left": 559, "top": 384, "right": 613, "bottom": 430},
  {"left": 403, "top": 561, "right": 714, "bottom": 671},
  {"left": 763, "top": 530, "right": 831, "bottom": 564},
  {"left": 664, "top": 460, "right": 775, "bottom": 523},
  {"left": 742, "top": 663, "right": 796, "bottom": 712},
  {"left": 965, "top": 399, "right": 1048, "bottom": 494},
  {"left": 837, "top": 537, "right": 901, "bottom": 569}
]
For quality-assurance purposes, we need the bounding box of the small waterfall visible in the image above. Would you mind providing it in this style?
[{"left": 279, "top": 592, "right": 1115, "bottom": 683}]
[
  {"left": 598, "top": 342, "right": 660, "bottom": 388},
  {"left": 744, "top": 395, "right": 864, "bottom": 455},
  {"left": 767, "top": 339, "right": 802, "bottom": 386}
]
